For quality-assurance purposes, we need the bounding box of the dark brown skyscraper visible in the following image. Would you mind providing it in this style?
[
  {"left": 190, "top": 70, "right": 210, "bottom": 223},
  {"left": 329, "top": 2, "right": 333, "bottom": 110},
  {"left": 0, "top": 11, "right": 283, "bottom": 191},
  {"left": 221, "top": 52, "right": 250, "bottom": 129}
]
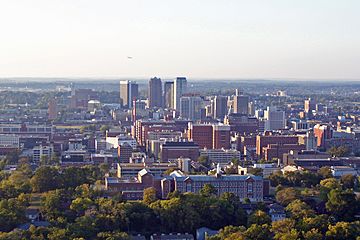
[{"left": 148, "top": 77, "right": 162, "bottom": 108}]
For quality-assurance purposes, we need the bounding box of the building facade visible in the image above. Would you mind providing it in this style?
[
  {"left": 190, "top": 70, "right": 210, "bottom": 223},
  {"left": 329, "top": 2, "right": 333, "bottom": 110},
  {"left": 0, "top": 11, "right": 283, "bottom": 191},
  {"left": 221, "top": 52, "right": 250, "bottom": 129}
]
[
  {"left": 149, "top": 77, "right": 162, "bottom": 108},
  {"left": 173, "top": 77, "right": 187, "bottom": 110},
  {"left": 120, "top": 80, "right": 139, "bottom": 108}
]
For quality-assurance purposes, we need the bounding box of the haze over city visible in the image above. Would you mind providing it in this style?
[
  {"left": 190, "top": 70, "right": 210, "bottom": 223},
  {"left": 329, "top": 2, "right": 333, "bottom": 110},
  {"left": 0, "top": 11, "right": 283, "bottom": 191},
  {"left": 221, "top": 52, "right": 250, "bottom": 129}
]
[
  {"left": 1, "top": 1, "right": 360, "bottom": 240},
  {"left": 1, "top": 0, "right": 360, "bottom": 79}
]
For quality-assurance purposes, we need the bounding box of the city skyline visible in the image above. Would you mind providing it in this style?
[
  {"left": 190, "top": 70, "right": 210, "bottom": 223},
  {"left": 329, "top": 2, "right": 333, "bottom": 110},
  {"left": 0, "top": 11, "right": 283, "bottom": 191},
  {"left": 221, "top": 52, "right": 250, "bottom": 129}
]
[{"left": 1, "top": 0, "right": 360, "bottom": 80}]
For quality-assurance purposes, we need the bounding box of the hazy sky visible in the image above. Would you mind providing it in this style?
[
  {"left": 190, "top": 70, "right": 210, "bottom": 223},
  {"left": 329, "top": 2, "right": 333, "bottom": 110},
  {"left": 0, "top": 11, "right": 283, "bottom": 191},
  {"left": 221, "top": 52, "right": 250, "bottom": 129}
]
[{"left": 0, "top": 0, "right": 359, "bottom": 79}]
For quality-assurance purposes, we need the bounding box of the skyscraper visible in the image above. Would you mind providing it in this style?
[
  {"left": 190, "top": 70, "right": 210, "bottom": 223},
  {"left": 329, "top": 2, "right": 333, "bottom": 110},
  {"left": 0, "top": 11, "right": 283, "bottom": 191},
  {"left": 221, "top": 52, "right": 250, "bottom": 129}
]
[
  {"left": 148, "top": 77, "right": 162, "bottom": 108},
  {"left": 304, "top": 98, "right": 316, "bottom": 113},
  {"left": 164, "top": 81, "right": 174, "bottom": 109},
  {"left": 264, "top": 107, "right": 286, "bottom": 131},
  {"left": 180, "top": 96, "right": 203, "bottom": 121},
  {"left": 213, "top": 96, "right": 228, "bottom": 120},
  {"left": 174, "top": 77, "right": 187, "bottom": 110},
  {"left": 120, "top": 80, "right": 139, "bottom": 108},
  {"left": 48, "top": 99, "right": 58, "bottom": 120},
  {"left": 233, "top": 90, "right": 249, "bottom": 115}
]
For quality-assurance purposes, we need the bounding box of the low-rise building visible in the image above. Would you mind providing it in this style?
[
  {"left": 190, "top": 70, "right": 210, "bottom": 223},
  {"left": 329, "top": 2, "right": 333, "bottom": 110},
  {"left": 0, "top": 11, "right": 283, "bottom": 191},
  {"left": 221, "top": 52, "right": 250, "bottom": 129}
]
[
  {"left": 269, "top": 203, "right": 286, "bottom": 222},
  {"left": 106, "top": 168, "right": 269, "bottom": 202},
  {"left": 117, "top": 162, "right": 178, "bottom": 178},
  {"left": 171, "top": 170, "right": 267, "bottom": 202},
  {"left": 160, "top": 141, "right": 199, "bottom": 162},
  {"left": 253, "top": 163, "right": 281, "bottom": 177},
  {"left": 331, "top": 166, "right": 357, "bottom": 177},
  {"left": 32, "top": 145, "right": 53, "bottom": 162},
  {"left": 91, "top": 153, "right": 115, "bottom": 165},
  {"left": 199, "top": 148, "right": 241, "bottom": 166}
]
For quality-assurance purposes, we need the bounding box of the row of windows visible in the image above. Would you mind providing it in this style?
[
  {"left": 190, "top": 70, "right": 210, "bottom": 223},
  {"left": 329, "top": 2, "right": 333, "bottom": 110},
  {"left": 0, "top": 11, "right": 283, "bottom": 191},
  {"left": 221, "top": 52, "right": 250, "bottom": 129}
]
[{"left": 0, "top": 127, "right": 52, "bottom": 132}]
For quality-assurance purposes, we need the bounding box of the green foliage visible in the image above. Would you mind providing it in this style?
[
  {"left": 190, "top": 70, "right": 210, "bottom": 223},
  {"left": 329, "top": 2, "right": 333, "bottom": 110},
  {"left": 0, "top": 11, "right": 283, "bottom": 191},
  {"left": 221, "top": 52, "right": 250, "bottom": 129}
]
[
  {"left": 327, "top": 146, "right": 350, "bottom": 157},
  {"left": 197, "top": 156, "right": 210, "bottom": 168},
  {"left": 248, "top": 168, "right": 263, "bottom": 176},
  {"left": 269, "top": 170, "right": 321, "bottom": 188},
  {"left": 275, "top": 187, "right": 300, "bottom": 206},
  {"left": 41, "top": 189, "right": 74, "bottom": 222},
  {"left": 271, "top": 218, "right": 296, "bottom": 240},
  {"left": 318, "top": 166, "right": 332, "bottom": 179},
  {"left": 207, "top": 225, "right": 246, "bottom": 240},
  {"left": 143, "top": 187, "right": 158, "bottom": 205},
  {"left": 244, "top": 224, "right": 272, "bottom": 240},
  {"left": 285, "top": 200, "right": 315, "bottom": 220},
  {"left": 0, "top": 167, "right": 32, "bottom": 199},
  {"left": 319, "top": 178, "right": 341, "bottom": 201},
  {"left": 326, "top": 189, "right": 358, "bottom": 221},
  {"left": 340, "top": 174, "right": 355, "bottom": 189},
  {"left": 4, "top": 150, "right": 21, "bottom": 165},
  {"left": 325, "top": 221, "right": 360, "bottom": 240},
  {"left": 150, "top": 193, "right": 246, "bottom": 233},
  {"left": 199, "top": 183, "right": 217, "bottom": 197},
  {"left": 0, "top": 197, "right": 28, "bottom": 232},
  {"left": 70, "top": 197, "right": 94, "bottom": 215},
  {"left": 97, "top": 231, "right": 130, "bottom": 240},
  {"left": 30, "top": 166, "right": 62, "bottom": 193},
  {"left": 248, "top": 210, "right": 271, "bottom": 226},
  {"left": 302, "top": 228, "right": 323, "bottom": 240}
]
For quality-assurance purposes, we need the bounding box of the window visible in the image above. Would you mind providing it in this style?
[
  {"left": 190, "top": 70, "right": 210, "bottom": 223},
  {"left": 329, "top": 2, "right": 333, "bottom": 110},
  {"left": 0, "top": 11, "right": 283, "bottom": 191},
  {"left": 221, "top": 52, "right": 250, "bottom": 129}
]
[
  {"left": 247, "top": 183, "right": 253, "bottom": 193},
  {"left": 186, "top": 183, "right": 192, "bottom": 192}
]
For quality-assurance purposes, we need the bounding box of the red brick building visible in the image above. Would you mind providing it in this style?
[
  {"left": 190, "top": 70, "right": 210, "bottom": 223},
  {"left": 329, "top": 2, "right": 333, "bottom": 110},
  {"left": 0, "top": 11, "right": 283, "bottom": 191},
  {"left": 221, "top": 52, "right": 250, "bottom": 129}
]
[
  {"left": 160, "top": 141, "right": 199, "bottom": 162},
  {"left": 105, "top": 169, "right": 269, "bottom": 202},
  {"left": 212, "top": 125, "right": 231, "bottom": 149},
  {"left": 262, "top": 143, "right": 306, "bottom": 161},
  {"left": 224, "top": 113, "right": 259, "bottom": 134},
  {"left": 256, "top": 133, "right": 300, "bottom": 159},
  {"left": 188, "top": 123, "right": 213, "bottom": 149}
]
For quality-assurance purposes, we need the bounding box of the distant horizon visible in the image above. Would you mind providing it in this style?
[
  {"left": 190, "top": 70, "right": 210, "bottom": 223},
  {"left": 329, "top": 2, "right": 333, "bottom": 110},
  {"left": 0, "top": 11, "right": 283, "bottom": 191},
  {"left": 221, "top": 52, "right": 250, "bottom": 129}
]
[{"left": 0, "top": 76, "right": 360, "bottom": 83}]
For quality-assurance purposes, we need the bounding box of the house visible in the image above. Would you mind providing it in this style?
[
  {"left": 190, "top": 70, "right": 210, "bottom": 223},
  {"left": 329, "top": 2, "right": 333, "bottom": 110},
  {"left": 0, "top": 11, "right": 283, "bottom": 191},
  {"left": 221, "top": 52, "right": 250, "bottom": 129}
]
[
  {"left": 196, "top": 227, "right": 219, "bottom": 240},
  {"left": 150, "top": 233, "right": 194, "bottom": 240},
  {"left": 25, "top": 208, "right": 40, "bottom": 222},
  {"left": 269, "top": 203, "right": 286, "bottom": 222}
]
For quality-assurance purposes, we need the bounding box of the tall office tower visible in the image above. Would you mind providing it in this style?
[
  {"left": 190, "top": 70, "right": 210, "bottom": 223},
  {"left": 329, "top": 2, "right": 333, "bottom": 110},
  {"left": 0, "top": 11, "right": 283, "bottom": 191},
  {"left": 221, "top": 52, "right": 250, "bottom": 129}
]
[
  {"left": 48, "top": 99, "right": 58, "bottom": 120},
  {"left": 248, "top": 101, "right": 255, "bottom": 116},
  {"left": 304, "top": 98, "right": 316, "bottom": 113},
  {"left": 264, "top": 107, "right": 286, "bottom": 131},
  {"left": 233, "top": 90, "right": 249, "bottom": 115},
  {"left": 120, "top": 80, "right": 139, "bottom": 108},
  {"left": 174, "top": 77, "right": 187, "bottom": 110},
  {"left": 213, "top": 96, "right": 228, "bottom": 120},
  {"left": 148, "top": 77, "right": 162, "bottom": 108},
  {"left": 179, "top": 96, "right": 203, "bottom": 121},
  {"left": 164, "top": 81, "right": 174, "bottom": 109}
]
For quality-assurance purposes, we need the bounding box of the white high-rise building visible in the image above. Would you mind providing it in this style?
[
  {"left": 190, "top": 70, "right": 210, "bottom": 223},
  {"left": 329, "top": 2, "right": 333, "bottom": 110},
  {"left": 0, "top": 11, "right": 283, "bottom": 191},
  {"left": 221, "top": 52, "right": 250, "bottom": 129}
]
[
  {"left": 173, "top": 77, "right": 187, "bottom": 110},
  {"left": 120, "top": 80, "right": 139, "bottom": 108},
  {"left": 233, "top": 89, "right": 249, "bottom": 115},
  {"left": 179, "top": 96, "right": 202, "bottom": 121},
  {"left": 264, "top": 107, "right": 286, "bottom": 131}
]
